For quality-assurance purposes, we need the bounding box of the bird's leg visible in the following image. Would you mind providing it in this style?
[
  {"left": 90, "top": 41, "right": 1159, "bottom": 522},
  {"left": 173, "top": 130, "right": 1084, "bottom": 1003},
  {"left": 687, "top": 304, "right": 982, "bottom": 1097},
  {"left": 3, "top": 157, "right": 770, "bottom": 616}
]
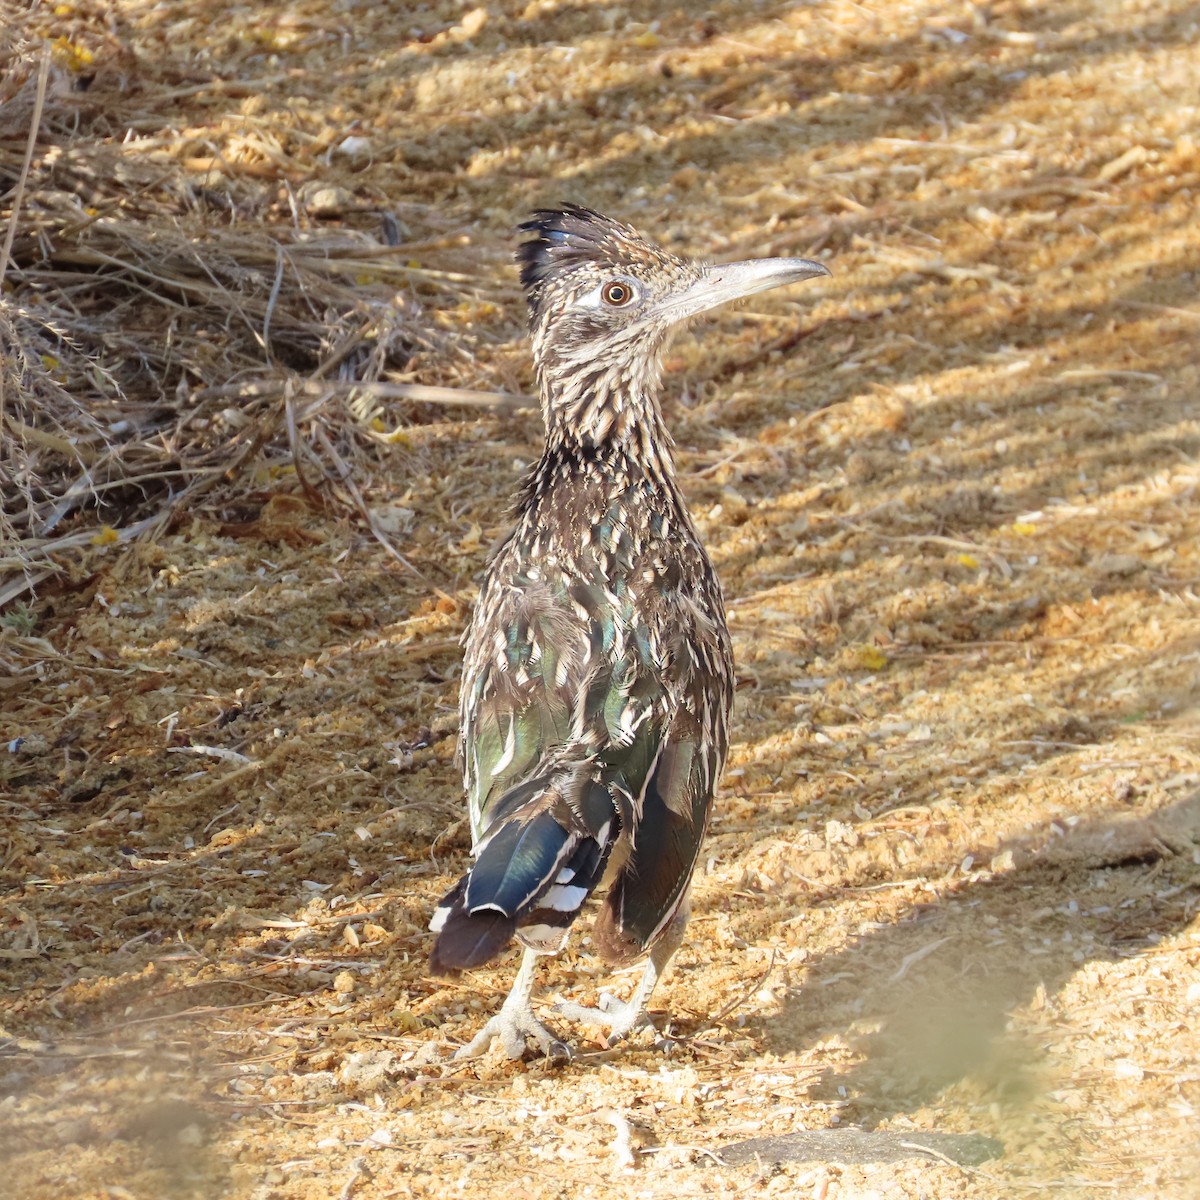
[
  {"left": 556, "top": 897, "right": 690, "bottom": 1048},
  {"left": 454, "top": 946, "right": 571, "bottom": 1061}
]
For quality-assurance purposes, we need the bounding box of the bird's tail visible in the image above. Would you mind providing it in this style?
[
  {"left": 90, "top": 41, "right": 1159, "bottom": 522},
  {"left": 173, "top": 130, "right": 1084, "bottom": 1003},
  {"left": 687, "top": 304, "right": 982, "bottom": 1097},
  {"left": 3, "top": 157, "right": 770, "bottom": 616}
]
[{"left": 429, "top": 781, "right": 616, "bottom": 977}]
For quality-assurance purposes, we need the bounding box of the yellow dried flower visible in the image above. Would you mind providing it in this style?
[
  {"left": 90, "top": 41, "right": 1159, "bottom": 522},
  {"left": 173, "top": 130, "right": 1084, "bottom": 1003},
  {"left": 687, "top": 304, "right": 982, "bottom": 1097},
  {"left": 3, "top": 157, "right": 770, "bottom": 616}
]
[
  {"left": 51, "top": 36, "right": 95, "bottom": 72},
  {"left": 853, "top": 645, "right": 888, "bottom": 671}
]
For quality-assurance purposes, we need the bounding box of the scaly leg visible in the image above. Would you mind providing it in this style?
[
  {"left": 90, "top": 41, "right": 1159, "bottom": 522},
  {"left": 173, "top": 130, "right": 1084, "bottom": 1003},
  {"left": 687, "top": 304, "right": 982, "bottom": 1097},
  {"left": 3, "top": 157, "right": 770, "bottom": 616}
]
[
  {"left": 455, "top": 947, "right": 570, "bottom": 1060},
  {"left": 556, "top": 896, "right": 690, "bottom": 1047}
]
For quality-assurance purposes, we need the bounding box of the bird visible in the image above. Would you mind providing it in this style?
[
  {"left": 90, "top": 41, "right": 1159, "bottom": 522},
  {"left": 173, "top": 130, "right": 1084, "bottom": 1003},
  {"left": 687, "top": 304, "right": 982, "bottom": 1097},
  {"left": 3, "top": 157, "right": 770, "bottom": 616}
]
[{"left": 429, "top": 204, "right": 830, "bottom": 1059}]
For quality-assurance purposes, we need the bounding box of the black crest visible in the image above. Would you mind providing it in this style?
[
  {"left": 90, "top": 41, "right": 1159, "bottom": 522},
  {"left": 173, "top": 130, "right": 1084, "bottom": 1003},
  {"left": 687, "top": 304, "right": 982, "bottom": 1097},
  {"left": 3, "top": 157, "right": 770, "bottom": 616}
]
[{"left": 516, "top": 204, "right": 649, "bottom": 313}]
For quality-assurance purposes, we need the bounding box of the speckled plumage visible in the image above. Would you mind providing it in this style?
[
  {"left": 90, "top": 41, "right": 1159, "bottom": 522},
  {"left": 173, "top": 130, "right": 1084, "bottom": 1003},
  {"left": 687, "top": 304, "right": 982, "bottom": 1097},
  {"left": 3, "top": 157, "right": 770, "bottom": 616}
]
[{"left": 430, "top": 206, "right": 829, "bottom": 1058}]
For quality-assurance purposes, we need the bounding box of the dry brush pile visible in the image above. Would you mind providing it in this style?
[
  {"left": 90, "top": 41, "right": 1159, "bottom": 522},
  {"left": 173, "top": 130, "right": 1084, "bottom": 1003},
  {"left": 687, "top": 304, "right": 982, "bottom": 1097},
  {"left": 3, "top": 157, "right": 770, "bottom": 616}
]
[{"left": 0, "top": 17, "right": 515, "bottom": 607}]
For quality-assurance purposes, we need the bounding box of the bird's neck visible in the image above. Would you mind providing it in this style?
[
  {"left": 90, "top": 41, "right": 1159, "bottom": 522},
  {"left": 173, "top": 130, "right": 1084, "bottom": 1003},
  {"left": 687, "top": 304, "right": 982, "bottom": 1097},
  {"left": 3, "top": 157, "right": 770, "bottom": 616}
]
[{"left": 533, "top": 357, "right": 679, "bottom": 488}]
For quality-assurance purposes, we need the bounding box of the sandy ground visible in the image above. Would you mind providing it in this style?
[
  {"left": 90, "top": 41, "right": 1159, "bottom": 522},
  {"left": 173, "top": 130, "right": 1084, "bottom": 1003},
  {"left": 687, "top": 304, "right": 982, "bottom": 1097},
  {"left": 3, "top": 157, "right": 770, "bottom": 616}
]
[{"left": 3, "top": 0, "right": 1200, "bottom": 1197}]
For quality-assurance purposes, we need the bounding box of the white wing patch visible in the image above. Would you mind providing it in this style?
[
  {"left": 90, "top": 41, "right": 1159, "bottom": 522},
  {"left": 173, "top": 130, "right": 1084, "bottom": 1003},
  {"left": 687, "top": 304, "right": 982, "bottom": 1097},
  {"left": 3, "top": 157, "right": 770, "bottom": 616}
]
[{"left": 542, "top": 883, "right": 589, "bottom": 912}]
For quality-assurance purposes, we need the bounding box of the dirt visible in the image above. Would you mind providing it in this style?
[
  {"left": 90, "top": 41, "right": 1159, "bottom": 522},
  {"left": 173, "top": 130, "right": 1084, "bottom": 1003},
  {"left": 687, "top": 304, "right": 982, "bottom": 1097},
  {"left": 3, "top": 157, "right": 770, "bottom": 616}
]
[{"left": 3, "top": 1, "right": 1200, "bottom": 1197}]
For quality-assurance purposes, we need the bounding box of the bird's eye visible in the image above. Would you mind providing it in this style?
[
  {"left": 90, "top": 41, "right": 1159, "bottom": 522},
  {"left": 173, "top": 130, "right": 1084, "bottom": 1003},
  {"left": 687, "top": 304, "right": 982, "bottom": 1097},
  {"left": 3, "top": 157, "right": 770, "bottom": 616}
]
[{"left": 601, "top": 280, "right": 635, "bottom": 307}]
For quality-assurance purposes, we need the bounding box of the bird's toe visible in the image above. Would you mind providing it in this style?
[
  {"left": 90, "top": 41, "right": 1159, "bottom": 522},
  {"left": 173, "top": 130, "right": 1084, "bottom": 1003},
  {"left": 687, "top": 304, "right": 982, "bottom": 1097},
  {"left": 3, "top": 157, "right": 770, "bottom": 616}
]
[
  {"left": 556, "top": 995, "right": 658, "bottom": 1047},
  {"left": 455, "top": 1008, "right": 572, "bottom": 1062}
]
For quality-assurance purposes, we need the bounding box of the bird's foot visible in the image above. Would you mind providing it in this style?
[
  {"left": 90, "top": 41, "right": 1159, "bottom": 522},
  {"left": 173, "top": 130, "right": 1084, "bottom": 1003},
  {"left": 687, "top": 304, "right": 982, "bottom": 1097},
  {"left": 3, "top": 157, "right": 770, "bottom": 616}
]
[
  {"left": 454, "top": 1005, "right": 571, "bottom": 1062},
  {"left": 555, "top": 992, "right": 662, "bottom": 1049}
]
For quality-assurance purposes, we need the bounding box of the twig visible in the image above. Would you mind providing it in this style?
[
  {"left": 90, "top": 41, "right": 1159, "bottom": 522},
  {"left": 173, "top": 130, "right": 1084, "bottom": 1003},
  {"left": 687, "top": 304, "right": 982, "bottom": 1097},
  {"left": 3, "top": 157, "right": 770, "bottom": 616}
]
[
  {"left": 151, "top": 742, "right": 292, "bottom": 807},
  {"left": 899, "top": 1143, "right": 1121, "bottom": 1192},
  {"left": 167, "top": 745, "right": 254, "bottom": 765},
  {"left": 697, "top": 949, "right": 776, "bottom": 1033},
  {"left": 891, "top": 935, "right": 951, "bottom": 982},
  {"left": 1118, "top": 299, "right": 1200, "bottom": 322},
  {"left": 337, "top": 1156, "right": 372, "bottom": 1200},
  {"left": 0, "top": 46, "right": 50, "bottom": 438},
  {"left": 0, "top": 46, "right": 48, "bottom": 289},
  {"left": 310, "top": 421, "right": 439, "bottom": 588},
  {"left": 190, "top": 378, "right": 531, "bottom": 409},
  {"left": 262, "top": 242, "right": 287, "bottom": 360}
]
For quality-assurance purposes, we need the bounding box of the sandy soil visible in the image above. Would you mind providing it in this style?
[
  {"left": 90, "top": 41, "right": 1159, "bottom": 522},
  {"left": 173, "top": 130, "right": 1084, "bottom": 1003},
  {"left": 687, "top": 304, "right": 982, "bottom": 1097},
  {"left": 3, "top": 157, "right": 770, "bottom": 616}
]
[{"left": 3, "top": 1, "right": 1199, "bottom": 1197}]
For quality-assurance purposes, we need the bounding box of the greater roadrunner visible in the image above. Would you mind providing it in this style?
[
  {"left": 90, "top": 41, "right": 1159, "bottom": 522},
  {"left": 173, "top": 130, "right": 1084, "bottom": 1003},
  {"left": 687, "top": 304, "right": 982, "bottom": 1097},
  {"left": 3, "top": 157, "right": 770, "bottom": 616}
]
[{"left": 430, "top": 205, "right": 829, "bottom": 1058}]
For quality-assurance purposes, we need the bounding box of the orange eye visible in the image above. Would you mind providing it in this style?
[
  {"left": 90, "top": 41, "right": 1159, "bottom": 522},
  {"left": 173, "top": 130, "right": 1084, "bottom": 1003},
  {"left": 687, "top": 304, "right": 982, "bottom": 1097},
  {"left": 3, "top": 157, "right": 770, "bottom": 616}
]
[{"left": 601, "top": 280, "right": 635, "bottom": 307}]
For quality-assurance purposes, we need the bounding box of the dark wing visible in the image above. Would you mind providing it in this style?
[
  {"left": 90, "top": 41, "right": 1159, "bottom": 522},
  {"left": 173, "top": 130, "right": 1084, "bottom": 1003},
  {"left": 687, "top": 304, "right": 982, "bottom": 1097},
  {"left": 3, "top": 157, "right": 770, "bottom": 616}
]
[
  {"left": 592, "top": 595, "right": 731, "bottom": 963},
  {"left": 430, "top": 575, "right": 639, "bottom": 974}
]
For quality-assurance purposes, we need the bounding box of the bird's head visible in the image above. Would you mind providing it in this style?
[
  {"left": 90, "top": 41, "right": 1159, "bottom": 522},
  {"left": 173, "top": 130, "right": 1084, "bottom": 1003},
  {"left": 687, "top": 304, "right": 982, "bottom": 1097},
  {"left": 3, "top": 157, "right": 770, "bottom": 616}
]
[{"left": 516, "top": 205, "right": 829, "bottom": 453}]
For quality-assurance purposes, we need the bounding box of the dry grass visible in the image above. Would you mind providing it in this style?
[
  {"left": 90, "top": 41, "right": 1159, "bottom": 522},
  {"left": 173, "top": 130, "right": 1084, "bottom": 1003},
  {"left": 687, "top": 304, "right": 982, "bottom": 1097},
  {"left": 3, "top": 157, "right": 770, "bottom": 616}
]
[
  {"left": 3, "top": 1, "right": 1200, "bottom": 1198},
  {"left": 1, "top": 15, "right": 523, "bottom": 602}
]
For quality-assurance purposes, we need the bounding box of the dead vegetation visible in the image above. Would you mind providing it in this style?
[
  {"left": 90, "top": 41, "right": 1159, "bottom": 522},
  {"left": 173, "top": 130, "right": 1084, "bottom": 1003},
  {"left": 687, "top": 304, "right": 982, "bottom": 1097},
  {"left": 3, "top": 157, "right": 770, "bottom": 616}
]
[
  {"left": 3, "top": 1, "right": 1200, "bottom": 1198},
  {"left": 0, "top": 16, "right": 522, "bottom": 604}
]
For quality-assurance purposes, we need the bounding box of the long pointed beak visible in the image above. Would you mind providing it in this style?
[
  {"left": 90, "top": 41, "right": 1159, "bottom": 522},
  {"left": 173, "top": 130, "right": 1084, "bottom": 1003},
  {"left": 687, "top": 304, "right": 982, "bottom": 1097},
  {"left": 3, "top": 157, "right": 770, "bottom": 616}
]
[{"left": 662, "top": 256, "right": 831, "bottom": 324}]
